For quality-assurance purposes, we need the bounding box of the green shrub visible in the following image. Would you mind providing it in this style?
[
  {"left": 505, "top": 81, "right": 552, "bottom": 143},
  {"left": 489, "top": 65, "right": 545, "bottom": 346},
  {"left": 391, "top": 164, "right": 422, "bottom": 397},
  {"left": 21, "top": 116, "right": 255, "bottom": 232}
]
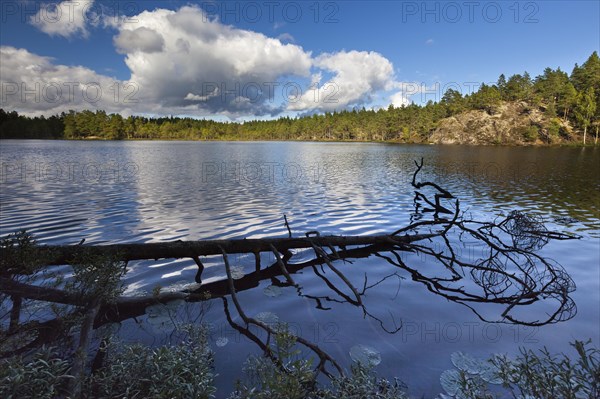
[
  {"left": 492, "top": 339, "right": 599, "bottom": 399},
  {"left": 0, "top": 335, "right": 597, "bottom": 398},
  {"left": 519, "top": 125, "right": 539, "bottom": 142},
  {"left": 230, "top": 323, "right": 408, "bottom": 399},
  {"left": 546, "top": 118, "right": 562, "bottom": 142},
  {"left": 0, "top": 347, "right": 73, "bottom": 399},
  {"left": 320, "top": 363, "right": 408, "bottom": 399},
  {"left": 65, "top": 253, "right": 126, "bottom": 303},
  {"left": 0, "top": 230, "right": 43, "bottom": 276},
  {"left": 0, "top": 327, "right": 216, "bottom": 399},
  {"left": 89, "top": 327, "right": 215, "bottom": 398},
  {"left": 230, "top": 324, "right": 316, "bottom": 399},
  {"left": 440, "top": 339, "right": 599, "bottom": 399}
]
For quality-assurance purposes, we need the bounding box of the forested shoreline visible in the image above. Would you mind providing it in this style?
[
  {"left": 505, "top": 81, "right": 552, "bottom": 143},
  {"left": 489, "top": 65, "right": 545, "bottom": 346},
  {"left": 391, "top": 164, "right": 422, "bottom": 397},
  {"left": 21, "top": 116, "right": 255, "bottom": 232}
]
[{"left": 1, "top": 52, "right": 598, "bottom": 144}]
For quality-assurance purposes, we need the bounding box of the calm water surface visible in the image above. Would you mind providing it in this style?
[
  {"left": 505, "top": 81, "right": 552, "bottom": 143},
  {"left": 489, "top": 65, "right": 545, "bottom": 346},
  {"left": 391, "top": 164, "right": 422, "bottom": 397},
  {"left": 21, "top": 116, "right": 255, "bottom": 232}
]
[{"left": 1, "top": 140, "right": 599, "bottom": 397}]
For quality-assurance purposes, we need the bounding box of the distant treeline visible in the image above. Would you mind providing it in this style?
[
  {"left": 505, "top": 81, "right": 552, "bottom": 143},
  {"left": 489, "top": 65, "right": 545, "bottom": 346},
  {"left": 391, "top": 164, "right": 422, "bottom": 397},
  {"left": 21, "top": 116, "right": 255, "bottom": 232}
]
[{"left": 1, "top": 52, "right": 598, "bottom": 142}]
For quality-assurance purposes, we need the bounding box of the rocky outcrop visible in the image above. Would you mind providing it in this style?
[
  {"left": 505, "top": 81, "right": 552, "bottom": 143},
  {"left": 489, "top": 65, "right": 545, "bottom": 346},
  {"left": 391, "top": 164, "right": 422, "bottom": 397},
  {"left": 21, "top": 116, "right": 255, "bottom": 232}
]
[{"left": 429, "top": 101, "right": 574, "bottom": 145}]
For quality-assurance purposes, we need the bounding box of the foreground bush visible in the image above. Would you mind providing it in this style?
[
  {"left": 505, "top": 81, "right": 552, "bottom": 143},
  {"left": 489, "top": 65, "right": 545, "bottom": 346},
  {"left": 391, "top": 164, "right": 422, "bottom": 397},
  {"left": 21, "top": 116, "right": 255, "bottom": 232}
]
[
  {"left": 87, "top": 327, "right": 215, "bottom": 399},
  {"left": 0, "top": 328, "right": 215, "bottom": 399},
  {"left": 439, "top": 339, "right": 599, "bottom": 399},
  {"left": 0, "top": 330, "right": 597, "bottom": 398},
  {"left": 0, "top": 347, "right": 72, "bottom": 399}
]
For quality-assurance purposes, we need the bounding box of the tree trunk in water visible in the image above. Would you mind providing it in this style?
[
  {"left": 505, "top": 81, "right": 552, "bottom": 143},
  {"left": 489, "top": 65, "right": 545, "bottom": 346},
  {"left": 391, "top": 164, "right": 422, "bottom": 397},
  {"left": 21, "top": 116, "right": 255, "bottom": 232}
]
[
  {"left": 9, "top": 295, "right": 22, "bottom": 333},
  {"left": 6, "top": 234, "right": 433, "bottom": 268},
  {"left": 67, "top": 299, "right": 101, "bottom": 398}
]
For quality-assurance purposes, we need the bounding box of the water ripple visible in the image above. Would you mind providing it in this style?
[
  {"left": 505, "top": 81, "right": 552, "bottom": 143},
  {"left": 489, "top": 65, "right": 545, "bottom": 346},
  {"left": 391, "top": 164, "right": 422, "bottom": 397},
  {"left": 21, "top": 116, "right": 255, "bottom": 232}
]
[{"left": 1, "top": 141, "right": 598, "bottom": 289}]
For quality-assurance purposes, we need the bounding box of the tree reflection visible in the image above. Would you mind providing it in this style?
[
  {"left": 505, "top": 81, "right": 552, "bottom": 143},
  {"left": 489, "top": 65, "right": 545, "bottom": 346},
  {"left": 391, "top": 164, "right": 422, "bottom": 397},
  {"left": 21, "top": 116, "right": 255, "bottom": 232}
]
[{"left": 0, "top": 160, "right": 580, "bottom": 381}]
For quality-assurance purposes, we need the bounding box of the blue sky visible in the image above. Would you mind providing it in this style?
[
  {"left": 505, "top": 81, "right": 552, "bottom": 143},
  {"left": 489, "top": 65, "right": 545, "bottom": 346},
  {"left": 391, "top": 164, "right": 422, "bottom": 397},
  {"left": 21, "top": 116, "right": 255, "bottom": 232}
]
[{"left": 1, "top": 0, "right": 598, "bottom": 119}]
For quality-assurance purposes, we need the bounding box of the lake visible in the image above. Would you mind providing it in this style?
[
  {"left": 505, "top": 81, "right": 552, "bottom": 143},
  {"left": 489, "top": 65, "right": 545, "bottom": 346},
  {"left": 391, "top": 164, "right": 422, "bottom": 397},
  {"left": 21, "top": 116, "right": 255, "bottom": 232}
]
[{"left": 1, "top": 140, "right": 599, "bottom": 397}]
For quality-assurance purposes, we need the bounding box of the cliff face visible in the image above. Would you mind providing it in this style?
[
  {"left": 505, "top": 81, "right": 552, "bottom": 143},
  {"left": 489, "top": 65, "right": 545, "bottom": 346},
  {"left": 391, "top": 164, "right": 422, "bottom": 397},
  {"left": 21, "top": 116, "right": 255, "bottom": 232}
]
[{"left": 429, "top": 101, "right": 574, "bottom": 145}]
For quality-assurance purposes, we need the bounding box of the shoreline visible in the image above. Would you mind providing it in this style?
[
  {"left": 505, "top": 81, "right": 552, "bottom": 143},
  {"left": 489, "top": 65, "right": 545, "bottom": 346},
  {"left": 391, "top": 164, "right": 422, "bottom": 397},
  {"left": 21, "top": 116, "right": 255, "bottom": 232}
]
[{"left": 0, "top": 137, "right": 597, "bottom": 147}]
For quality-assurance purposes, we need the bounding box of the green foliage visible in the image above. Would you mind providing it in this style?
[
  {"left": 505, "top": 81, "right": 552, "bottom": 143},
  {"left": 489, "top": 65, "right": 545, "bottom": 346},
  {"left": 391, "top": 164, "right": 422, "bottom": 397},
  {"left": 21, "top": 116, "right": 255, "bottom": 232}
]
[
  {"left": 441, "top": 340, "right": 599, "bottom": 399},
  {"left": 0, "top": 109, "right": 63, "bottom": 139},
  {"left": 571, "top": 52, "right": 600, "bottom": 118},
  {"left": 502, "top": 72, "right": 533, "bottom": 101},
  {"left": 491, "top": 339, "right": 599, "bottom": 399},
  {"left": 496, "top": 74, "right": 507, "bottom": 96},
  {"left": 0, "top": 327, "right": 216, "bottom": 399},
  {"left": 468, "top": 84, "right": 501, "bottom": 114},
  {"left": 572, "top": 52, "right": 600, "bottom": 86},
  {"left": 320, "top": 363, "right": 408, "bottom": 399},
  {"left": 66, "top": 254, "right": 126, "bottom": 303},
  {"left": 0, "top": 230, "right": 43, "bottom": 276},
  {"left": 441, "top": 89, "right": 466, "bottom": 116},
  {"left": 0, "top": 346, "right": 73, "bottom": 399},
  {"left": 0, "top": 231, "right": 67, "bottom": 340},
  {"left": 574, "top": 87, "right": 597, "bottom": 132},
  {"left": 546, "top": 118, "right": 562, "bottom": 142},
  {"left": 88, "top": 326, "right": 216, "bottom": 399},
  {"left": 518, "top": 125, "right": 540, "bottom": 142},
  {"left": 401, "top": 126, "right": 411, "bottom": 141},
  {"left": 0, "top": 329, "right": 597, "bottom": 399},
  {"left": 544, "top": 101, "right": 557, "bottom": 118},
  {"left": 559, "top": 83, "right": 578, "bottom": 120},
  {"left": 230, "top": 324, "right": 407, "bottom": 399},
  {"left": 231, "top": 324, "right": 316, "bottom": 399}
]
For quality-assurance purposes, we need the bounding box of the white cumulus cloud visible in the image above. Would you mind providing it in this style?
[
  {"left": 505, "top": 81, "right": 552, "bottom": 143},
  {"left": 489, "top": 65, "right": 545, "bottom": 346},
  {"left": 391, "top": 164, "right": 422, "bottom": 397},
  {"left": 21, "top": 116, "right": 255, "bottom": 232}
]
[
  {"left": 29, "top": 0, "right": 96, "bottom": 39},
  {"left": 0, "top": 46, "right": 137, "bottom": 116},
  {"left": 12, "top": 4, "right": 413, "bottom": 118},
  {"left": 287, "top": 50, "right": 395, "bottom": 112},
  {"left": 110, "top": 6, "right": 312, "bottom": 117},
  {"left": 390, "top": 91, "right": 411, "bottom": 107},
  {"left": 114, "top": 27, "right": 165, "bottom": 54}
]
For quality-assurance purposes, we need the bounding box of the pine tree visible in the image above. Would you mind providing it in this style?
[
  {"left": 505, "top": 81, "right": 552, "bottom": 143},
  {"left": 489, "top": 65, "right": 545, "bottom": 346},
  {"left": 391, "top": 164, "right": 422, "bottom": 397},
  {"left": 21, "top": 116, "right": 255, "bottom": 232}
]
[{"left": 574, "top": 87, "right": 597, "bottom": 144}]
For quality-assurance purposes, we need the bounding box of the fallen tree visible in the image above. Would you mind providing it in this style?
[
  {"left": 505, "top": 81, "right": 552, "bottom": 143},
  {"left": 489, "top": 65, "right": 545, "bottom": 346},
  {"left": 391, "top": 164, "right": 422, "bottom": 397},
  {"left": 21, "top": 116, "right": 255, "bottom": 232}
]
[
  {"left": 3, "top": 233, "right": 436, "bottom": 269},
  {"left": 0, "top": 159, "right": 580, "bottom": 384}
]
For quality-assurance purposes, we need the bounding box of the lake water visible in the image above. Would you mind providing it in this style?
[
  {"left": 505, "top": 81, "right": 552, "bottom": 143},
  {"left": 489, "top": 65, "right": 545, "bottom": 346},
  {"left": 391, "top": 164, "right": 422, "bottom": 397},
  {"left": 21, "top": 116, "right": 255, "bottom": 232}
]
[{"left": 1, "top": 140, "right": 599, "bottom": 397}]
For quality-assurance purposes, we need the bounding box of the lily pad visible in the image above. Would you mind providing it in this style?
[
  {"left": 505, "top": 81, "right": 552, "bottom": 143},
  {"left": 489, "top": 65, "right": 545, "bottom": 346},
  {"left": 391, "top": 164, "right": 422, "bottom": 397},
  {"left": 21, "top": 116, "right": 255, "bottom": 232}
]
[
  {"left": 163, "top": 280, "right": 198, "bottom": 292},
  {"left": 254, "top": 311, "right": 279, "bottom": 324},
  {"left": 263, "top": 285, "right": 282, "bottom": 298},
  {"left": 145, "top": 303, "right": 168, "bottom": 318},
  {"left": 230, "top": 266, "right": 245, "bottom": 279},
  {"left": 440, "top": 369, "right": 461, "bottom": 396},
  {"left": 349, "top": 344, "right": 381, "bottom": 366},
  {"left": 216, "top": 337, "right": 229, "bottom": 347},
  {"left": 451, "top": 351, "right": 483, "bottom": 374},
  {"left": 122, "top": 287, "right": 149, "bottom": 297},
  {"left": 479, "top": 362, "right": 503, "bottom": 384}
]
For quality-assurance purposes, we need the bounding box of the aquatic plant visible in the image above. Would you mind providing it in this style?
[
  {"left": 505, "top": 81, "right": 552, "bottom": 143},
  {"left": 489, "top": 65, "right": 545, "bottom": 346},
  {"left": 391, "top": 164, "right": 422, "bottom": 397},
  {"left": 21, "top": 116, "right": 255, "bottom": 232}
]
[{"left": 439, "top": 339, "right": 599, "bottom": 399}]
